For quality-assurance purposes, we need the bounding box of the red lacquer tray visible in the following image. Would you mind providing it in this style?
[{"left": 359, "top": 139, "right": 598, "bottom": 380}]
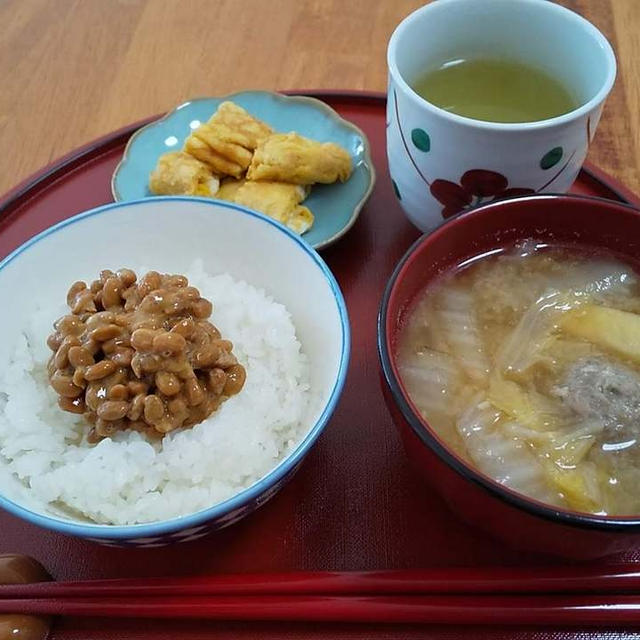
[{"left": 1, "top": 92, "right": 640, "bottom": 639}]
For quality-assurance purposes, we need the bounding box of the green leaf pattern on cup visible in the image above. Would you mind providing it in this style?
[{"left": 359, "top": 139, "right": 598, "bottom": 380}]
[
  {"left": 540, "top": 146, "right": 563, "bottom": 170},
  {"left": 411, "top": 128, "right": 431, "bottom": 152}
]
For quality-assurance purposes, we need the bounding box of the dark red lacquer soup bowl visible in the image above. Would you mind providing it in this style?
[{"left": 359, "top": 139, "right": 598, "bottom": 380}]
[{"left": 378, "top": 194, "right": 640, "bottom": 559}]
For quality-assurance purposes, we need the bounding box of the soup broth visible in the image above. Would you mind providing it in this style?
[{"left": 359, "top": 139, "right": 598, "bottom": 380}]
[{"left": 397, "top": 241, "right": 640, "bottom": 515}]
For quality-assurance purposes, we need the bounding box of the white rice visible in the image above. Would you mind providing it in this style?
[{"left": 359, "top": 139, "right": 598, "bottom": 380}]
[{"left": 0, "top": 261, "right": 312, "bottom": 525}]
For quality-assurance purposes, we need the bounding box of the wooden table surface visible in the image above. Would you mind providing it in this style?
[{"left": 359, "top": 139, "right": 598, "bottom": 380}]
[{"left": 0, "top": 0, "right": 638, "bottom": 198}]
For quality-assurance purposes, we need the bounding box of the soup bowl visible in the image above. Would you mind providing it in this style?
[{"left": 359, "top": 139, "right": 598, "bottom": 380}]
[
  {"left": 0, "top": 197, "right": 350, "bottom": 546},
  {"left": 378, "top": 194, "right": 640, "bottom": 558}
]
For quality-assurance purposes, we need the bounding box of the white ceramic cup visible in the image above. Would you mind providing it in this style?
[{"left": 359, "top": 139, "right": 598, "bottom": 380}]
[{"left": 387, "top": 0, "right": 616, "bottom": 232}]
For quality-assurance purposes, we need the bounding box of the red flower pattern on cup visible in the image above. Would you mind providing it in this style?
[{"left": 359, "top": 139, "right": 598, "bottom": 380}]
[{"left": 430, "top": 170, "right": 534, "bottom": 218}]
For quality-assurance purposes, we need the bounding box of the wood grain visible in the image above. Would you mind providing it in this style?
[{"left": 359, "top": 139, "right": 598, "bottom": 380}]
[{"left": 0, "top": 0, "right": 638, "bottom": 196}]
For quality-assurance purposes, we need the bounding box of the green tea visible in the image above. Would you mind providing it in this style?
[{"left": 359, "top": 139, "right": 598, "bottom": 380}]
[{"left": 412, "top": 57, "right": 578, "bottom": 123}]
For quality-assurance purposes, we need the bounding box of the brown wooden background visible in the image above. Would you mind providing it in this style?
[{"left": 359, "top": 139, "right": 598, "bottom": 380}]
[{"left": 0, "top": 0, "right": 638, "bottom": 198}]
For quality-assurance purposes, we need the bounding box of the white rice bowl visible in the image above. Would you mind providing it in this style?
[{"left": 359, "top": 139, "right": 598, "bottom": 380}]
[{"left": 0, "top": 260, "right": 314, "bottom": 525}]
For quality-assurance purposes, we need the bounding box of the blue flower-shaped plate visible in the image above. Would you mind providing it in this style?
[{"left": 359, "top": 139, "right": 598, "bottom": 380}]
[{"left": 112, "top": 91, "right": 375, "bottom": 249}]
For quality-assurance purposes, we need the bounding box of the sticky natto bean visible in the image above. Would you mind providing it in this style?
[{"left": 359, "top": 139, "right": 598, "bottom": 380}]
[
  {"left": 152, "top": 332, "right": 186, "bottom": 355},
  {"left": 191, "top": 298, "right": 213, "bottom": 319},
  {"left": 111, "top": 347, "right": 133, "bottom": 367},
  {"left": 102, "top": 339, "right": 117, "bottom": 355},
  {"left": 139, "top": 354, "right": 161, "bottom": 373},
  {"left": 90, "top": 324, "right": 121, "bottom": 342},
  {"left": 164, "top": 275, "right": 188, "bottom": 288},
  {"left": 97, "top": 400, "right": 129, "bottom": 421},
  {"left": 170, "top": 318, "right": 195, "bottom": 338},
  {"left": 58, "top": 396, "right": 85, "bottom": 414},
  {"left": 66, "top": 281, "right": 87, "bottom": 307},
  {"left": 143, "top": 395, "right": 165, "bottom": 425},
  {"left": 108, "top": 384, "right": 129, "bottom": 401},
  {"left": 116, "top": 268, "right": 137, "bottom": 287},
  {"left": 127, "top": 380, "right": 147, "bottom": 395},
  {"left": 214, "top": 350, "right": 237, "bottom": 369},
  {"left": 127, "top": 393, "right": 146, "bottom": 421},
  {"left": 84, "top": 383, "right": 102, "bottom": 411},
  {"left": 110, "top": 368, "right": 129, "bottom": 386},
  {"left": 84, "top": 340, "right": 101, "bottom": 356},
  {"left": 54, "top": 337, "right": 80, "bottom": 369},
  {"left": 167, "top": 397, "right": 187, "bottom": 416},
  {"left": 99, "top": 269, "right": 115, "bottom": 283},
  {"left": 138, "top": 293, "right": 164, "bottom": 314},
  {"left": 206, "top": 368, "right": 226, "bottom": 395},
  {"left": 55, "top": 314, "right": 84, "bottom": 336},
  {"left": 123, "top": 295, "right": 138, "bottom": 312},
  {"left": 193, "top": 344, "right": 220, "bottom": 368},
  {"left": 138, "top": 271, "right": 161, "bottom": 296},
  {"left": 96, "top": 418, "right": 119, "bottom": 437},
  {"left": 72, "top": 368, "right": 86, "bottom": 388},
  {"left": 50, "top": 372, "right": 83, "bottom": 398},
  {"left": 223, "top": 364, "right": 246, "bottom": 396},
  {"left": 155, "top": 416, "right": 179, "bottom": 434},
  {"left": 130, "top": 354, "right": 143, "bottom": 379},
  {"left": 171, "top": 363, "right": 193, "bottom": 380},
  {"left": 101, "top": 277, "right": 122, "bottom": 309},
  {"left": 190, "top": 327, "right": 208, "bottom": 347},
  {"left": 68, "top": 346, "right": 94, "bottom": 368},
  {"left": 86, "top": 312, "right": 116, "bottom": 330},
  {"left": 162, "top": 357, "right": 189, "bottom": 374},
  {"left": 155, "top": 371, "right": 181, "bottom": 396},
  {"left": 173, "top": 288, "right": 199, "bottom": 307},
  {"left": 131, "top": 328, "right": 156, "bottom": 352},
  {"left": 135, "top": 315, "right": 163, "bottom": 331},
  {"left": 84, "top": 360, "right": 117, "bottom": 381},
  {"left": 184, "top": 377, "right": 204, "bottom": 406},
  {"left": 63, "top": 334, "right": 82, "bottom": 348},
  {"left": 202, "top": 323, "right": 221, "bottom": 339},
  {"left": 71, "top": 292, "right": 96, "bottom": 315},
  {"left": 47, "top": 333, "right": 63, "bottom": 352}
]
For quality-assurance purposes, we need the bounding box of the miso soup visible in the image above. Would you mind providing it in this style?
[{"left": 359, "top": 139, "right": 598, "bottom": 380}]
[{"left": 397, "top": 241, "right": 640, "bottom": 515}]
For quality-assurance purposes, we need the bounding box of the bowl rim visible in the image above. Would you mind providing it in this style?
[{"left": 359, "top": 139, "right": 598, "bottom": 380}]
[
  {"left": 0, "top": 196, "right": 351, "bottom": 539},
  {"left": 111, "top": 90, "right": 377, "bottom": 250},
  {"left": 378, "top": 192, "right": 640, "bottom": 531}
]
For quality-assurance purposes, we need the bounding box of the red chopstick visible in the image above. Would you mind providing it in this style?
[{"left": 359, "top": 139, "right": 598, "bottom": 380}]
[
  {"left": 1, "top": 565, "right": 639, "bottom": 599},
  {"left": 0, "top": 593, "right": 638, "bottom": 626}
]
